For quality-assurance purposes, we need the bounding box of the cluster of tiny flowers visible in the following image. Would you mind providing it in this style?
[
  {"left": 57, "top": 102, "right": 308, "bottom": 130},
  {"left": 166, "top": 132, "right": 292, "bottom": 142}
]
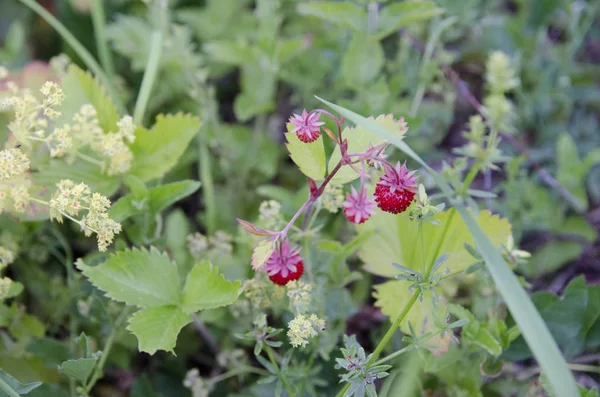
[
  {"left": 322, "top": 184, "right": 345, "bottom": 213},
  {"left": 0, "top": 148, "right": 31, "bottom": 214},
  {"left": 216, "top": 348, "right": 247, "bottom": 369},
  {"left": 242, "top": 277, "right": 285, "bottom": 309},
  {"left": 258, "top": 200, "right": 284, "bottom": 230},
  {"left": 40, "top": 81, "right": 65, "bottom": 119},
  {"left": 0, "top": 246, "right": 14, "bottom": 300},
  {"left": 49, "top": 180, "right": 121, "bottom": 251},
  {"left": 183, "top": 369, "right": 213, "bottom": 397},
  {"left": 484, "top": 51, "right": 518, "bottom": 131},
  {"left": 286, "top": 280, "right": 313, "bottom": 313},
  {"left": 187, "top": 231, "right": 233, "bottom": 259},
  {"left": 92, "top": 115, "right": 136, "bottom": 175},
  {"left": 287, "top": 313, "right": 326, "bottom": 348}
]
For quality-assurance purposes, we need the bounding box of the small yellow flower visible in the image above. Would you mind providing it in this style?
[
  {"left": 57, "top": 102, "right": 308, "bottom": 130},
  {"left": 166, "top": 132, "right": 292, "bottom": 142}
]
[
  {"left": 0, "top": 246, "right": 14, "bottom": 269},
  {"left": 0, "top": 277, "right": 12, "bottom": 300},
  {"left": 10, "top": 185, "right": 30, "bottom": 213},
  {"left": 116, "top": 115, "right": 136, "bottom": 143},
  {"left": 48, "top": 125, "right": 73, "bottom": 157},
  {"left": 0, "top": 148, "right": 30, "bottom": 180},
  {"left": 287, "top": 313, "right": 326, "bottom": 348},
  {"left": 322, "top": 184, "right": 344, "bottom": 213}
]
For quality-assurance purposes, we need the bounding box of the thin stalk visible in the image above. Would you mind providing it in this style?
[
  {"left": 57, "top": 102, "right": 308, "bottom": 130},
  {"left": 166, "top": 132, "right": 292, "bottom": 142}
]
[
  {"left": 84, "top": 306, "right": 130, "bottom": 393},
  {"left": 18, "top": 0, "right": 125, "bottom": 113},
  {"left": 210, "top": 366, "right": 269, "bottom": 384},
  {"left": 265, "top": 345, "right": 295, "bottom": 397},
  {"left": 198, "top": 134, "right": 216, "bottom": 235},
  {"left": 460, "top": 161, "right": 481, "bottom": 195},
  {"left": 91, "top": 0, "right": 115, "bottom": 79},
  {"left": 0, "top": 378, "right": 20, "bottom": 397},
  {"left": 133, "top": 30, "right": 163, "bottom": 125}
]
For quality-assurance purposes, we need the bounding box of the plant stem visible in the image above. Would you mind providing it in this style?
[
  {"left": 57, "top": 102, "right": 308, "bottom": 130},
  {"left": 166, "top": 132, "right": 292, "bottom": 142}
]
[
  {"left": 133, "top": 30, "right": 163, "bottom": 125},
  {"left": 460, "top": 160, "right": 481, "bottom": 195},
  {"left": 84, "top": 306, "right": 131, "bottom": 393},
  {"left": 18, "top": 0, "right": 125, "bottom": 113},
  {"left": 198, "top": 134, "right": 216, "bottom": 235},
  {"left": 0, "top": 377, "right": 20, "bottom": 397},
  {"left": 335, "top": 292, "right": 419, "bottom": 397},
  {"left": 265, "top": 345, "right": 295, "bottom": 397},
  {"left": 91, "top": 0, "right": 115, "bottom": 79},
  {"left": 210, "top": 366, "right": 269, "bottom": 384}
]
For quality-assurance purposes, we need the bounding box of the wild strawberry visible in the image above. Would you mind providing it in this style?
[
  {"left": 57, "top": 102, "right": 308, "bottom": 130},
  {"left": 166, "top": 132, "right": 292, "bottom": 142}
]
[
  {"left": 265, "top": 240, "right": 304, "bottom": 285},
  {"left": 289, "top": 109, "right": 324, "bottom": 143},
  {"left": 374, "top": 162, "right": 417, "bottom": 214},
  {"left": 343, "top": 186, "right": 377, "bottom": 224}
]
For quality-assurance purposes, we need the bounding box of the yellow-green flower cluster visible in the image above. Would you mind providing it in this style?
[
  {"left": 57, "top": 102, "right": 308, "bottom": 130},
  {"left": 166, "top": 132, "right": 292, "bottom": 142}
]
[
  {"left": 286, "top": 280, "right": 313, "bottom": 313},
  {"left": 321, "top": 184, "right": 344, "bottom": 213},
  {"left": 258, "top": 200, "right": 284, "bottom": 230},
  {"left": 0, "top": 246, "right": 14, "bottom": 301},
  {"left": 49, "top": 180, "right": 121, "bottom": 251},
  {"left": 187, "top": 231, "right": 233, "bottom": 260},
  {"left": 242, "top": 277, "right": 285, "bottom": 309},
  {"left": 183, "top": 368, "right": 213, "bottom": 397},
  {"left": 484, "top": 51, "right": 519, "bottom": 132},
  {"left": 287, "top": 313, "right": 326, "bottom": 348},
  {"left": 0, "top": 148, "right": 31, "bottom": 214}
]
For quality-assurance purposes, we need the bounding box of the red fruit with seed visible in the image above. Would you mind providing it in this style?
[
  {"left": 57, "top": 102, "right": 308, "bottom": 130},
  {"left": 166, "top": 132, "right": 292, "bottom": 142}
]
[
  {"left": 374, "top": 161, "right": 417, "bottom": 214},
  {"left": 288, "top": 109, "right": 324, "bottom": 143},
  {"left": 264, "top": 240, "right": 304, "bottom": 285}
]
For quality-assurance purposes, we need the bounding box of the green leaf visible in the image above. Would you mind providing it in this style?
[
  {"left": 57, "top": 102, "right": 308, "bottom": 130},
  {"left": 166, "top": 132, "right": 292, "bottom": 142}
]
[
  {"left": 181, "top": 262, "right": 241, "bottom": 313},
  {"left": 129, "top": 114, "right": 201, "bottom": 182},
  {"left": 556, "top": 134, "right": 599, "bottom": 211},
  {"left": 296, "top": 2, "right": 366, "bottom": 31},
  {"left": 58, "top": 357, "right": 99, "bottom": 384},
  {"left": 358, "top": 210, "right": 511, "bottom": 277},
  {"left": 328, "top": 114, "right": 408, "bottom": 184},
  {"left": 59, "top": 64, "right": 120, "bottom": 133},
  {"left": 376, "top": 2, "right": 444, "bottom": 39},
  {"left": 340, "top": 35, "right": 384, "bottom": 88},
  {"left": 126, "top": 306, "right": 192, "bottom": 355},
  {"left": 285, "top": 126, "right": 326, "bottom": 181},
  {"left": 316, "top": 96, "right": 580, "bottom": 397},
  {"left": 203, "top": 40, "right": 253, "bottom": 65},
  {"left": 109, "top": 180, "right": 201, "bottom": 222},
  {"left": 0, "top": 369, "right": 41, "bottom": 396},
  {"left": 106, "top": 15, "right": 152, "bottom": 71},
  {"left": 33, "top": 159, "right": 120, "bottom": 199},
  {"left": 76, "top": 247, "right": 181, "bottom": 307},
  {"left": 467, "top": 327, "right": 502, "bottom": 356}
]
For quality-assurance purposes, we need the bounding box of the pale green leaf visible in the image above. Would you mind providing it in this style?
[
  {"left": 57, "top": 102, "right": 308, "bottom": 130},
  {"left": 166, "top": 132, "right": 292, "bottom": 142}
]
[
  {"left": 374, "top": 280, "right": 445, "bottom": 334},
  {"left": 58, "top": 357, "right": 99, "bottom": 384},
  {"left": 106, "top": 15, "right": 152, "bottom": 71},
  {"left": 127, "top": 306, "right": 192, "bottom": 355},
  {"left": 129, "top": 113, "right": 201, "bottom": 181},
  {"left": 316, "top": 96, "right": 580, "bottom": 397},
  {"left": 181, "top": 262, "right": 241, "bottom": 313},
  {"left": 76, "top": 247, "right": 181, "bottom": 307},
  {"left": 376, "top": 2, "right": 444, "bottom": 39},
  {"left": 296, "top": 2, "right": 366, "bottom": 31},
  {"left": 203, "top": 40, "right": 253, "bottom": 65},
  {"left": 0, "top": 369, "right": 41, "bottom": 396},
  {"left": 285, "top": 125, "right": 326, "bottom": 181},
  {"left": 59, "top": 64, "right": 120, "bottom": 133},
  {"left": 358, "top": 210, "right": 510, "bottom": 277},
  {"left": 556, "top": 134, "right": 591, "bottom": 210},
  {"left": 252, "top": 240, "right": 275, "bottom": 271},
  {"left": 328, "top": 114, "right": 407, "bottom": 184}
]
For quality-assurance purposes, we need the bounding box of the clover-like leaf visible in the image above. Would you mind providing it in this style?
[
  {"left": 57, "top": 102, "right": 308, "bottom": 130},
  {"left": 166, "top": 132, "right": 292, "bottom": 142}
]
[
  {"left": 129, "top": 113, "right": 201, "bottom": 181},
  {"left": 285, "top": 124, "right": 326, "bottom": 181},
  {"left": 181, "top": 262, "right": 242, "bottom": 313},
  {"left": 127, "top": 306, "right": 192, "bottom": 355},
  {"left": 76, "top": 247, "right": 181, "bottom": 307}
]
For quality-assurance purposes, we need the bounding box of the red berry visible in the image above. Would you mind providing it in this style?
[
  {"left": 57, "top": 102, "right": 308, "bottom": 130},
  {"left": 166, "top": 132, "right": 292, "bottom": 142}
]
[
  {"left": 374, "top": 184, "right": 415, "bottom": 214},
  {"left": 268, "top": 261, "right": 304, "bottom": 285}
]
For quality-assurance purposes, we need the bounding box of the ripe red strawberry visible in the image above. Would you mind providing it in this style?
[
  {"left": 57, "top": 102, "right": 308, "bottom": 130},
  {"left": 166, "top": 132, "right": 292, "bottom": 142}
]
[
  {"left": 374, "top": 184, "right": 416, "bottom": 214},
  {"left": 264, "top": 240, "right": 304, "bottom": 285},
  {"left": 269, "top": 260, "right": 304, "bottom": 285},
  {"left": 374, "top": 161, "right": 417, "bottom": 214}
]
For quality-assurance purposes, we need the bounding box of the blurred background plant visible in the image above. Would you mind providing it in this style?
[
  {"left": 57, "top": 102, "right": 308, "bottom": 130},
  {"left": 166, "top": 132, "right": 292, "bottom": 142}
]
[{"left": 0, "top": 0, "right": 599, "bottom": 396}]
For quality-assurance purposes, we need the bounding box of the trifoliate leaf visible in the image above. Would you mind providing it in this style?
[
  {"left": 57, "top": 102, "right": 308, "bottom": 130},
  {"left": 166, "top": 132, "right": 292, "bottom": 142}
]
[
  {"left": 76, "top": 247, "right": 181, "bottom": 308},
  {"left": 251, "top": 239, "right": 275, "bottom": 270},
  {"left": 373, "top": 280, "right": 445, "bottom": 334},
  {"left": 328, "top": 114, "right": 407, "bottom": 184},
  {"left": 0, "top": 369, "right": 42, "bottom": 396},
  {"left": 58, "top": 64, "right": 120, "bottom": 133},
  {"left": 129, "top": 113, "right": 201, "bottom": 182},
  {"left": 58, "top": 356, "right": 99, "bottom": 384},
  {"left": 126, "top": 306, "right": 192, "bottom": 355},
  {"left": 358, "top": 209, "right": 511, "bottom": 277},
  {"left": 181, "top": 262, "right": 241, "bottom": 313},
  {"left": 285, "top": 125, "right": 326, "bottom": 181}
]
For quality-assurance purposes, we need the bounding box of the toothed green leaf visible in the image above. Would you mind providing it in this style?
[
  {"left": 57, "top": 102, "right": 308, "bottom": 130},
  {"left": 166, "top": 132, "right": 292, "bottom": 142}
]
[
  {"left": 127, "top": 306, "right": 192, "bottom": 355},
  {"left": 181, "top": 262, "right": 241, "bottom": 313}
]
